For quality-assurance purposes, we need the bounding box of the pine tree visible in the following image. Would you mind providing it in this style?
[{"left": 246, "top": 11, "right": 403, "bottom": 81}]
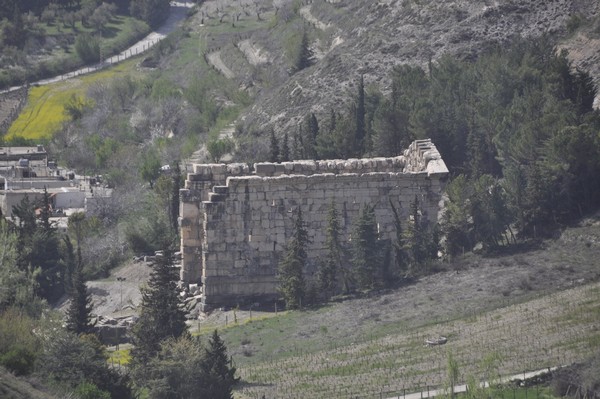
[
  {"left": 318, "top": 200, "right": 342, "bottom": 300},
  {"left": 12, "top": 195, "right": 37, "bottom": 271},
  {"left": 171, "top": 161, "right": 181, "bottom": 233},
  {"left": 328, "top": 108, "right": 337, "bottom": 134},
  {"left": 404, "top": 196, "right": 438, "bottom": 268},
  {"left": 131, "top": 248, "right": 188, "bottom": 373},
  {"left": 32, "top": 192, "right": 63, "bottom": 302},
  {"left": 12, "top": 191, "right": 63, "bottom": 302},
  {"left": 281, "top": 132, "right": 290, "bottom": 162},
  {"left": 389, "top": 199, "right": 409, "bottom": 277},
  {"left": 351, "top": 204, "right": 381, "bottom": 290},
  {"left": 278, "top": 207, "right": 308, "bottom": 309},
  {"left": 65, "top": 236, "right": 94, "bottom": 335},
  {"left": 355, "top": 74, "right": 366, "bottom": 157},
  {"left": 203, "top": 330, "right": 238, "bottom": 399},
  {"left": 305, "top": 113, "right": 319, "bottom": 159},
  {"left": 39, "top": 187, "right": 52, "bottom": 233},
  {"left": 269, "top": 128, "right": 280, "bottom": 162},
  {"left": 62, "top": 235, "right": 77, "bottom": 296},
  {"left": 293, "top": 29, "right": 313, "bottom": 73}
]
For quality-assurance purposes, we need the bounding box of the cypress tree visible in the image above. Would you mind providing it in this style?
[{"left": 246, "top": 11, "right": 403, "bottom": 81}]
[
  {"left": 203, "top": 330, "right": 238, "bottom": 399},
  {"left": 318, "top": 200, "right": 342, "bottom": 299},
  {"left": 293, "top": 29, "right": 313, "bottom": 72},
  {"left": 39, "top": 187, "right": 52, "bottom": 233},
  {"left": 328, "top": 108, "right": 337, "bottom": 134},
  {"left": 33, "top": 195, "right": 63, "bottom": 302},
  {"left": 351, "top": 204, "right": 381, "bottom": 290},
  {"left": 278, "top": 207, "right": 308, "bottom": 309},
  {"left": 171, "top": 161, "right": 181, "bottom": 233},
  {"left": 269, "top": 128, "right": 280, "bottom": 162},
  {"left": 281, "top": 132, "right": 290, "bottom": 162},
  {"left": 355, "top": 74, "right": 366, "bottom": 156},
  {"left": 403, "top": 196, "right": 438, "bottom": 268},
  {"left": 65, "top": 236, "right": 94, "bottom": 335},
  {"left": 130, "top": 248, "right": 188, "bottom": 373},
  {"left": 12, "top": 195, "right": 36, "bottom": 271},
  {"left": 390, "top": 199, "right": 409, "bottom": 278},
  {"left": 305, "top": 113, "right": 319, "bottom": 159}
]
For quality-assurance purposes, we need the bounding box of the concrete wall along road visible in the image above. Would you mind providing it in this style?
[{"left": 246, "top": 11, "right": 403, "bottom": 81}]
[{"left": 180, "top": 139, "right": 449, "bottom": 310}]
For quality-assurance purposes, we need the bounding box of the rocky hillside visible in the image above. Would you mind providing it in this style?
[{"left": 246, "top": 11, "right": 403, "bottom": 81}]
[{"left": 189, "top": 0, "right": 600, "bottom": 135}]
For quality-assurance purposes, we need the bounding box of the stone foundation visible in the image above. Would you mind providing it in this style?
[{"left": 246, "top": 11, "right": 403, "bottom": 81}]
[{"left": 180, "top": 139, "right": 448, "bottom": 310}]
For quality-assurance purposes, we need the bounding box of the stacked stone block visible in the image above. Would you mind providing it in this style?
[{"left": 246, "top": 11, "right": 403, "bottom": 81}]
[{"left": 180, "top": 139, "right": 449, "bottom": 310}]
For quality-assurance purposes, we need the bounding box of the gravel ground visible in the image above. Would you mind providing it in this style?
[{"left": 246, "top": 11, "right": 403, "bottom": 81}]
[{"left": 87, "top": 260, "right": 152, "bottom": 319}]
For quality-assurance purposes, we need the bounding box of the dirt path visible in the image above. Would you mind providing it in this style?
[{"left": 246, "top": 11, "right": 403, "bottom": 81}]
[
  {"left": 237, "top": 39, "right": 270, "bottom": 65},
  {"left": 207, "top": 50, "right": 236, "bottom": 79},
  {"left": 0, "top": 2, "right": 193, "bottom": 94},
  {"left": 299, "top": 5, "right": 331, "bottom": 31}
]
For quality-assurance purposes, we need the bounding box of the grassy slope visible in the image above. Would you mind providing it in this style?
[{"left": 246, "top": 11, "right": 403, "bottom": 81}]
[
  {"left": 0, "top": 367, "right": 57, "bottom": 399},
  {"left": 190, "top": 219, "right": 600, "bottom": 399},
  {"left": 6, "top": 59, "right": 139, "bottom": 140}
]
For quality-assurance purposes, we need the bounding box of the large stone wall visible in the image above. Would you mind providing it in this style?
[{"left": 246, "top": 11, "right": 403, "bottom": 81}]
[{"left": 180, "top": 139, "right": 448, "bottom": 310}]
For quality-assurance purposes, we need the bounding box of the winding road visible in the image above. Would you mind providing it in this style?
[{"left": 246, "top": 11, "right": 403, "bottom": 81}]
[{"left": 1, "top": 1, "right": 194, "bottom": 94}]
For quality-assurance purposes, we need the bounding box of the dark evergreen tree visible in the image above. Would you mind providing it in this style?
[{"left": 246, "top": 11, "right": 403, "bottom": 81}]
[
  {"left": 171, "top": 161, "right": 181, "bottom": 233},
  {"left": 470, "top": 175, "right": 513, "bottom": 249},
  {"left": 203, "top": 330, "right": 238, "bottom": 399},
  {"left": 130, "top": 248, "right": 188, "bottom": 375},
  {"left": 281, "top": 132, "right": 290, "bottom": 162},
  {"left": 572, "top": 68, "right": 597, "bottom": 116},
  {"left": 389, "top": 199, "right": 409, "bottom": 277},
  {"left": 12, "top": 195, "right": 37, "bottom": 270},
  {"left": 372, "top": 98, "right": 410, "bottom": 157},
  {"left": 144, "top": 336, "right": 208, "bottom": 398},
  {"left": 11, "top": 192, "right": 63, "bottom": 302},
  {"left": 62, "top": 235, "right": 77, "bottom": 296},
  {"left": 328, "top": 108, "right": 336, "bottom": 134},
  {"left": 403, "top": 196, "right": 437, "bottom": 269},
  {"left": 39, "top": 331, "right": 132, "bottom": 399},
  {"left": 441, "top": 175, "right": 474, "bottom": 256},
  {"left": 269, "top": 128, "right": 280, "bottom": 162},
  {"left": 33, "top": 191, "right": 63, "bottom": 302},
  {"left": 292, "top": 129, "right": 301, "bottom": 160},
  {"left": 351, "top": 204, "right": 381, "bottom": 290},
  {"left": 67, "top": 212, "right": 85, "bottom": 271},
  {"left": 39, "top": 188, "right": 52, "bottom": 232},
  {"left": 317, "top": 200, "right": 342, "bottom": 299},
  {"left": 278, "top": 207, "right": 308, "bottom": 309},
  {"left": 293, "top": 29, "right": 313, "bottom": 73},
  {"left": 354, "top": 75, "right": 366, "bottom": 157},
  {"left": 293, "top": 124, "right": 306, "bottom": 159},
  {"left": 65, "top": 237, "right": 93, "bottom": 335},
  {"left": 305, "top": 113, "right": 319, "bottom": 159}
]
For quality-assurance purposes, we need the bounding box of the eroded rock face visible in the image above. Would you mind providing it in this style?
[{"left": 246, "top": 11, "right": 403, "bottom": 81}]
[
  {"left": 202, "top": 0, "right": 599, "bottom": 133},
  {"left": 180, "top": 139, "right": 448, "bottom": 310}
]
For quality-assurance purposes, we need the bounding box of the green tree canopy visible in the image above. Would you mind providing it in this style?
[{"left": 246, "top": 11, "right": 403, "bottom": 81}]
[
  {"left": 278, "top": 207, "right": 309, "bottom": 309},
  {"left": 130, "top": 248, "right": 188, "bottom": 375}
]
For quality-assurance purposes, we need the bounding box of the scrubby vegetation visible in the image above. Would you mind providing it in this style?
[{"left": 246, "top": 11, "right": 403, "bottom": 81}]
[
  {"left": 1, "top": 0, "right": 600, "bottom": 397},
  {"left": 0, "top": 0, "right": 173, "bottom": 89}
]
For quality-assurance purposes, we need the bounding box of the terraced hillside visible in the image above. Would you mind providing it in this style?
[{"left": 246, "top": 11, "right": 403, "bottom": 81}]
[
  {"left": 188, "top": 215, "right": 600, "bottom": 398},
  {"left": 186, "top": 0, "right": 600, "bottom": 135}
]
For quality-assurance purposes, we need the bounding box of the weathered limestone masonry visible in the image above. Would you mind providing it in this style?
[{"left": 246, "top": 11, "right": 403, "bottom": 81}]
[{"left": 180, "top": 139, "right": 448, "bottom": 310}]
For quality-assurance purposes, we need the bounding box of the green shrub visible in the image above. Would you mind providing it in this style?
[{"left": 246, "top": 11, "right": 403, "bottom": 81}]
[
  {"left": 566, "top": 13, "right": 585, "bottom": 33},
  {"left": 75, "top": 34, "right": 101, "bottom": 63},
  {"left": 0, "top": 345, "right": 36, "bottom": 376},
  {"left": 74, "top": 382, "right": 111, "bottom": 399}
]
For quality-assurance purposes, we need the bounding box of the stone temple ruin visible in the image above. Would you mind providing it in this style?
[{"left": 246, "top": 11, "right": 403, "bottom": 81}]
[{"left": 180, "top": 139, "right": 449, "bottom": 310}]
